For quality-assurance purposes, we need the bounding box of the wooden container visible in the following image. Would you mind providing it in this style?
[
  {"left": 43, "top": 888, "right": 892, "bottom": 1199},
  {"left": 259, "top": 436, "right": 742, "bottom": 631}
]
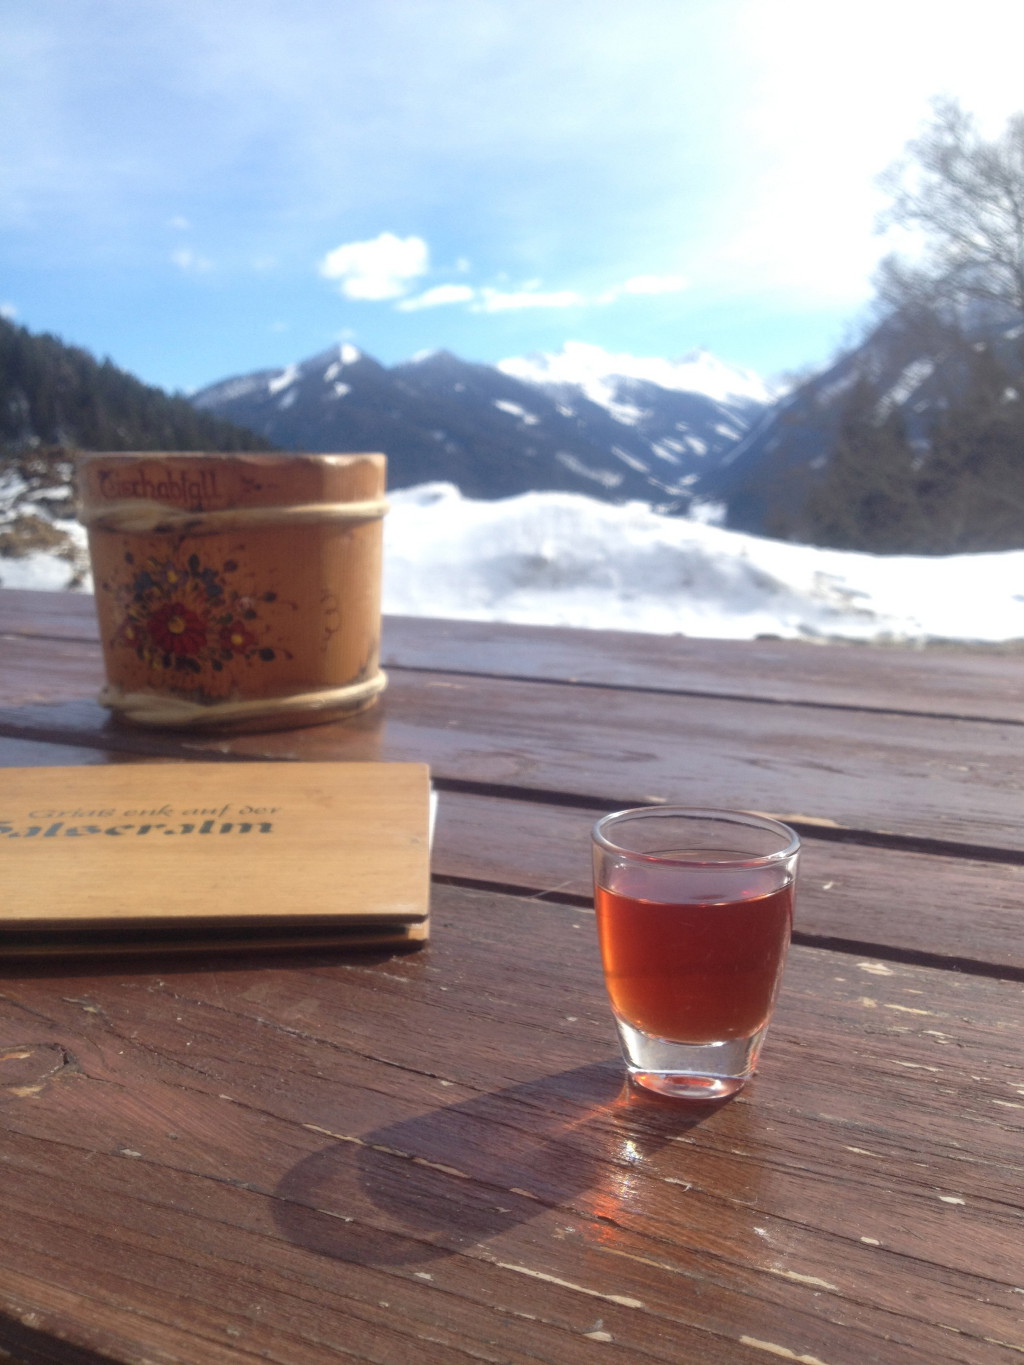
[{"left": 77, "top": 452, "right": 387, "bottom": 731}]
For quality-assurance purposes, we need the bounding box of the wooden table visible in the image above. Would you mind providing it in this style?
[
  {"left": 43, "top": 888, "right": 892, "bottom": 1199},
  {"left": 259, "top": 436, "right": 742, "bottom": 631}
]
[{"left": 1, "top": 585, "right": 1022, "bottom": 1364}]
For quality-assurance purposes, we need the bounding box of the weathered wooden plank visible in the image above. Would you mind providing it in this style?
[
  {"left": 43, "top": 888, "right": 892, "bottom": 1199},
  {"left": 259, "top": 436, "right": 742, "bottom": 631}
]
[
  {"left": 0, "top": 588, "right": 98, "bottom": 642},
  {"left": 380, "top": 615, "right": 1024, "bottom": 722},
  {"left": 1, "top": 671, "right": 1022, "bottom": 853},
  {"left": 337, "top": 674, "right": 1024, "bottom": 852},
  {"left": 0, "top": 736, "right": 131, "bottom": 770},
  {"left": 0, "top": 885, "right": 1021, "bottom": 1364},
  {"left": 4, "top": 589, "right": 1024, "bottom": 723},
  {"left": 1, "top": 588, "right": 1019, "bottom": 1365},
  {"left": 431, "top": 791, "right": 1024, "bottom": 973},
  {"left": 0, "top": 740, "right": 1017, "bottom": 970},
  {"left": 0, "top": 696, "right": 388, "bottom": 767},
  {"left": 0, "top": 635, "right": 105, "bottom": 704}
]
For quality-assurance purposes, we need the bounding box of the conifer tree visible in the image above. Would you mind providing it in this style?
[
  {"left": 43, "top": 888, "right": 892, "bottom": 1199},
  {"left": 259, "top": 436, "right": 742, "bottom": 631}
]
[
  {"left": 801, "top": 377, "right": 923, "bottom": 552},
  {"left": 0, "top": 316, "right": 273, "bottom": 455}
]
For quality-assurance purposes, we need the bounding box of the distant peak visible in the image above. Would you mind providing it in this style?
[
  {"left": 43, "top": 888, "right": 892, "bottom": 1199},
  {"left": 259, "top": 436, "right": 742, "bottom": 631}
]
[
  {"left": 498, "top": 341, "right": 775, "bottom": 406},
  {"left": 301, "top": 341, "right": 366, "bottom": 376},
  {"left": 405, "top": 348, "right": 461, "bottom": 367}
]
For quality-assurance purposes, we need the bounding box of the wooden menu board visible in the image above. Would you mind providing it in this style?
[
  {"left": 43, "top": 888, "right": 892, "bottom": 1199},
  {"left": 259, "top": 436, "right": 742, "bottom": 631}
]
[{"left": 0, "top": 762, "right": 431, "bottom": 955}]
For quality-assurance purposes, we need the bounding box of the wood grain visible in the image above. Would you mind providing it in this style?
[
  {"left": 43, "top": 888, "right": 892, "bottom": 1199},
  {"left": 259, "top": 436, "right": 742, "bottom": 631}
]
[
  {"left": 1, "top": 588, "right": 1022, "bottom": 1364},
  {"left": 0, "top": 763, "right": 430, "bottom": 941},
  {"left": 378, "top": 615, "right": 1024, "bottom": 722},
  {"left": 4, "top": 590, "right": 1024, "bottom": 721},
  {"left": 1, "top": 740, "right": 1019, "bottom": 971},
  {"left": 0, "top": 736, "right": 126, "bottom": 769},
  {"left": 2, "top": 666, "right": 1023, "bottom": 852},
  {"left": 431, "top": 791, "right": 1024, "bottom": 974},
  {"left": 0, "top": 635, "right": 104, "bottom": 704},
  {"left": 0, "top": 588, "right": 100, "bottom": 642},
  {"left": 0, "top": 884, "right": 1021, "bottom": 1365}
]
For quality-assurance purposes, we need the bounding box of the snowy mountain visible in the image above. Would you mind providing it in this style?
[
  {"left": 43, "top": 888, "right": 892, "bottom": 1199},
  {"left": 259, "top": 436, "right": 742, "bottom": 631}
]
[
  {"left": 192, "top": 342, "right": 771, "bottom": 513},
  {"left": 498, "top": 340, "right": 775, "bottom": 408},
  {"left": 708, "top": 310, "right": 1024, "bottom": 543},
  {"left": 707, "top": 315, "right": 947, "bottom": 533}
]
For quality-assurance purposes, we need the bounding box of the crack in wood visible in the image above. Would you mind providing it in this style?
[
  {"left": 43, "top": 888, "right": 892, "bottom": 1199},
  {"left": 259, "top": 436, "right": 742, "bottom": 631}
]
[
  {"left": 430, "top": 872, "right": 1024, "bottom": 984},
  {"left": 385, "top": 663, "right": 1024, "bottom": 729}
]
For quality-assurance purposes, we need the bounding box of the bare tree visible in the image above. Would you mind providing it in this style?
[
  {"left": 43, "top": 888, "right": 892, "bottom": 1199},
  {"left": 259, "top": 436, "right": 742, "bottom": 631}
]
[
  {"left": 783, "top": 101, "right": 1024, "bottom": 555},
  {"left": 876, "top": 98, "right": 1024, "bottom": 324}
]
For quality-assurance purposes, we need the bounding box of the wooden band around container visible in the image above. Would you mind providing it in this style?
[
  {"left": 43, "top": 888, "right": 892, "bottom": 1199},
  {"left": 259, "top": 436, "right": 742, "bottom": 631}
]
[
  {"left": 99, "top": 670, "right": 388, "bottom": 729},
  {"left": 78, "top": 498, "right": 390, "bottom": 535}
]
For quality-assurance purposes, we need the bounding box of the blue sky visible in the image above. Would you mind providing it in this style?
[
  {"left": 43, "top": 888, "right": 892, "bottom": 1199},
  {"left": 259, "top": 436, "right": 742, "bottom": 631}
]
[{"left": 3, "top": 0, "right": 1023, "bottom": 394}]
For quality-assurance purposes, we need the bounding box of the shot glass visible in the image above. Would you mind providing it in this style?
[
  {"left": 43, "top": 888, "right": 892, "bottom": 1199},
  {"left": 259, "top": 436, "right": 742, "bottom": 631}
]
[{"left": 592, "top": 807, "right": 800, "bottom": 1099}]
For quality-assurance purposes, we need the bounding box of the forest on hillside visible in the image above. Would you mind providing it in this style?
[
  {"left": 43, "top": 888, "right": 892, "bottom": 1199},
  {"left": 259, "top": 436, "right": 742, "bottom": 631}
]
[
  {"left": 0, "top": 317, "right": 272, "bottom": 576},
  {"left": 798, "top": 319, "right": 1024, "bottom": 554},
  {"left": 0, "top": 316, "right": 272, "bottom": 456}
]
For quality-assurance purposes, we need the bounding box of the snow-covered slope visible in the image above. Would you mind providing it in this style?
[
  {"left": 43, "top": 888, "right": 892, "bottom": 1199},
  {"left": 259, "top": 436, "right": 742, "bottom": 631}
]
[
  {"left": 498, "top": 340, "right": 777, "bottom": 409},
  {"left": 6, "top": 478, "right": 1024, "bottom": 646}
]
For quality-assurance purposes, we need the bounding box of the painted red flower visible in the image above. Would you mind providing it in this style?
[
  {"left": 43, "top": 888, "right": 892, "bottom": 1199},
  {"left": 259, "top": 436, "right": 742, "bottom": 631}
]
[
  {"left": 148, "top": 602, "right": 207, "bottom": 656},
  {"left": 219, "top": 620, "right": 257, "bottom": 654}
]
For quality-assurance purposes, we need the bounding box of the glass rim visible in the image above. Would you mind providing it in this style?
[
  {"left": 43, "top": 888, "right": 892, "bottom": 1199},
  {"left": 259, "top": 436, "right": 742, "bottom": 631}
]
[{"left": 591, "top": 806, "right": 801, "bottom": 868}]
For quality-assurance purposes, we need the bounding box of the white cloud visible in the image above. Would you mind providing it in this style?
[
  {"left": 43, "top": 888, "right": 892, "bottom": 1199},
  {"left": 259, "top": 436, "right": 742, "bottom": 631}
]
[
  {"left": 171, "top": 247, "right": 213, "bottom": 273},
  {"left": 319, "top": 231, "right": 428, "bottom": 300},
  {"left": 8, "top": 1, "right": 1024, "bottom": 349},
  {"left": 397, "top": 282, "right": 475, "bottom": 312},
  {"left": 617, "top": 274, "right": 688, "bottom": 296},
  {"left": 598, "top": 274, "right": 689, "bottom": 303},
  {"left": 473, "top": 287, "right": 584, "bottom": 313},
  {"left": 0, "top": 302, "right": 17, "bottom": 320},
  {"left": 392, "top": 273, "right": 689, "bottom": 315}
]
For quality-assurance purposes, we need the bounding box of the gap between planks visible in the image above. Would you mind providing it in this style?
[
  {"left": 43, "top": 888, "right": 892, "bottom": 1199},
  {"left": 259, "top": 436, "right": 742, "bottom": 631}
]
[
  {"left": 0, "top": 728, "right": 1017, "bottom": 870},
  {"left": 431, "top": 872, "right": 1024, "bottom": 986},
  {"left": 431, "top": 777, "right": 1024, "bottom": 869},
  {"left": 385, "top": 662, "right": 1024, "bottom": 729}
]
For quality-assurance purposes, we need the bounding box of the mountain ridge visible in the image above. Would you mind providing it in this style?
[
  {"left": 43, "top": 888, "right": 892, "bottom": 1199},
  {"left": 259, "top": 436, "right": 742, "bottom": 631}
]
[
  {"left": 192, "top": 340, "right": 769, "bottom": 513},
  {"left": 709, "top": 309, "right": 1024, "bottom": 550}
]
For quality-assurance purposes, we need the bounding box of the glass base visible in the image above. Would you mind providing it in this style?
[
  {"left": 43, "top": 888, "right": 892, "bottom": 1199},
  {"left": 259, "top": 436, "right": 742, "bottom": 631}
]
[{"left": 614, "top": 1017, "right": 768, "bottom": 1100}]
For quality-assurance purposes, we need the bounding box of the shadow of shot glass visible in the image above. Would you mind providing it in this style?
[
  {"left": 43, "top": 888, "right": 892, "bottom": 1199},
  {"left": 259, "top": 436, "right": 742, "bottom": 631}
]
[{"left": 273, "top": 1059, "right": 730, "bottom": 1267}]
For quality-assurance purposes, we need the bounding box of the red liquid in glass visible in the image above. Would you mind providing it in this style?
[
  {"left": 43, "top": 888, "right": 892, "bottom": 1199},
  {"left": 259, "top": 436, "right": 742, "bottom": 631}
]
[{"left": 594, "top": 883, "right": 793, "bottom": 1043}]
